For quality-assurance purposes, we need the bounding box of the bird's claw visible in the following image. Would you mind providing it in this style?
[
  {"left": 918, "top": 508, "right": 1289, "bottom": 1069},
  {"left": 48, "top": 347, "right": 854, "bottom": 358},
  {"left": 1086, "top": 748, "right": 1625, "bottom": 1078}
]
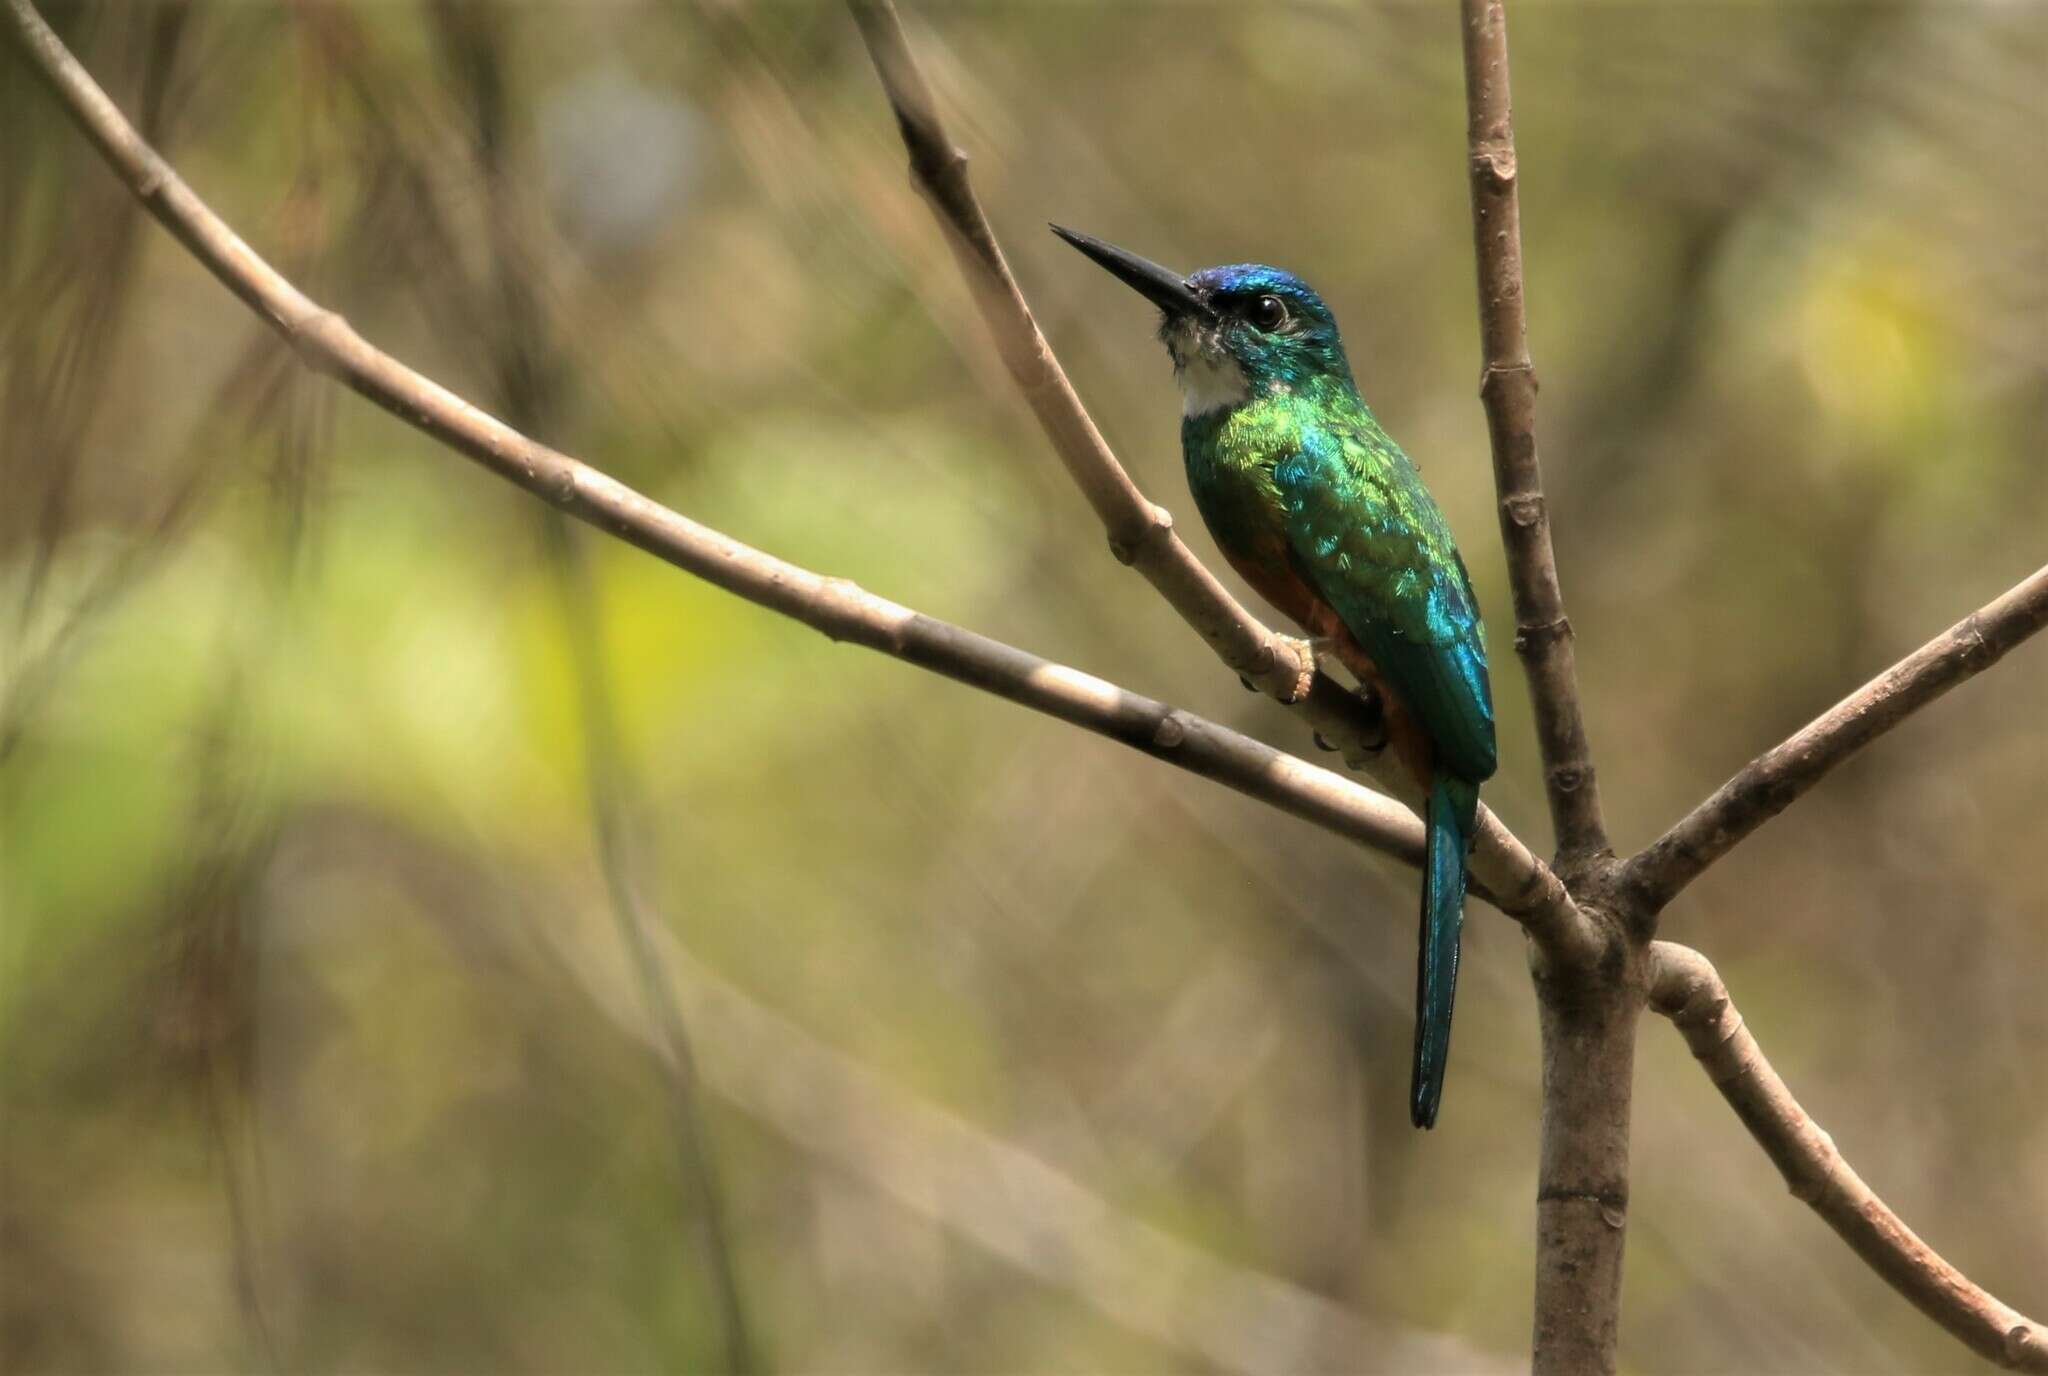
[
  {"left": 1279, "top": 635, "right": 1316, "bottom": 703},
  {"left": 1340, "top": 738, "right": 1387, "bottom": 770}
]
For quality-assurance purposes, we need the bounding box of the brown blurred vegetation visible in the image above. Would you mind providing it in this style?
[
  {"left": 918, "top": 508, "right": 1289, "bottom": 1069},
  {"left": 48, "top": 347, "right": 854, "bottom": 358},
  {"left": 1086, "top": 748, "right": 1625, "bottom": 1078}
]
[{"left": 2, "top": 1, "right": 2044, "bottom": 1371}]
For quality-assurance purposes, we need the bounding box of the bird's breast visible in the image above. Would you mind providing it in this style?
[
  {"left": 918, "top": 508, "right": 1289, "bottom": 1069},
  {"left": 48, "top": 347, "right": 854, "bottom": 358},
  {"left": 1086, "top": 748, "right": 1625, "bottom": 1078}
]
[{"left": 1182, "top": 425, "right": 1291, "bottom": 582}]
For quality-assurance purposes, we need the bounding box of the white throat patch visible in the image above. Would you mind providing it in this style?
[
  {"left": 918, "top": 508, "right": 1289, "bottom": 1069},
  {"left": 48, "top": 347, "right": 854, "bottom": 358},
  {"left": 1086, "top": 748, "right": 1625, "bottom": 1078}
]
[{"left": 1177, "top": 353, "right": 1250, "bottom": 417}]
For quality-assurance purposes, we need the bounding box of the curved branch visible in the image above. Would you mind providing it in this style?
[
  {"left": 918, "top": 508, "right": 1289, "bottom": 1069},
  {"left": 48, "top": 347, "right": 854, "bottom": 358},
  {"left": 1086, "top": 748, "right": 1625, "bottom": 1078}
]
[
  {"left": 0, "top": 0, "right": 1596, "bottom": 940},
  {"left": 1457, "top": 0, "right": 1608, "bottom": 864},
  {"left": 1625, "top": 565, "right": 2048, "bottom": 911},
  {"left": 1648, "top": 942, "right": 2048, "bottom": 1372}
]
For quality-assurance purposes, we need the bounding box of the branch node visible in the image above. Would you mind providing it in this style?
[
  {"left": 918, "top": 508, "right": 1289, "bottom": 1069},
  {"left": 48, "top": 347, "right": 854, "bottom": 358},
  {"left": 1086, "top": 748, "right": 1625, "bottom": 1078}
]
[
  {"left": 1105, "top": 507, "right": 1172, "bottom": 567},
  {"left": 2007, "top": 1325, "right": 2043, "bottom": 1365},
  {"left": 135, "top": 153, "right": 170, "bottom": 202},
  {"left": 1955, "top": 613, "right": 1994, "bottom": 671},
  {"left": 1151, "top": 713, "right": 1186, "bottom": 750},
  {"left": 1479, "top": 360, "right": 1535, "bottom": 399},
  {"left": 1545, "top": 761, "right": 1588, "bottom": 795},
  {"left": 279, "top": 306, "right": 349, "bottom": 376},
  {"left": 1472, "top": 144, "right": 1517, "bottom": 188},
  {"left": 1501, "top": 490, "right": 1545, "bottom": 527},
  {"left": 549, "top": 464, "right": 580, "bottom": 507},
  {"left": 1708, "top": 1003, "right": 1745, "bottom": 1054},
  {"left": 1515, "top": 614, "right": 1573, "bottom": 654}
]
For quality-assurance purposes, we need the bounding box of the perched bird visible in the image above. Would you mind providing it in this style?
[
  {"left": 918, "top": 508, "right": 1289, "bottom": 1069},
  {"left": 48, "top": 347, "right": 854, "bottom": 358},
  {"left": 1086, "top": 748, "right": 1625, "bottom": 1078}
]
[{"left": 1054, "top": 226, "right": 1496, "bottom": 1129}]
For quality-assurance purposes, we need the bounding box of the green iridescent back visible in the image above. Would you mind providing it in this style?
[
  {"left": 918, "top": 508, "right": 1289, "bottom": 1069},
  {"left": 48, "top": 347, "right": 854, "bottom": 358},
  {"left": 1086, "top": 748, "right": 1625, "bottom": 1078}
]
[{"left": 1183, "top": 369, "right": 1496, "bottom": 784}]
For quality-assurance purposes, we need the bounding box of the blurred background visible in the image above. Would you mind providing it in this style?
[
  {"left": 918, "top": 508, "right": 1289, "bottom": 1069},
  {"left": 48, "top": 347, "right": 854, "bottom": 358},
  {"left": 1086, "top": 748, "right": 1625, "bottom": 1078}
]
[{"left": 3, "top": 1, "right": 2044, "bottom": 1371}]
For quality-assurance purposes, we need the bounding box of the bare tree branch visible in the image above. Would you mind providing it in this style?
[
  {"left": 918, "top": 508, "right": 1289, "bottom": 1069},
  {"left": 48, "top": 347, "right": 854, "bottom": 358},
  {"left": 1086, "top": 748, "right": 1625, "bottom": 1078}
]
[
  {"left": 1625, "top": 564, "right": 2048, "bottom": 912},
  {"left": 1648, "top": 942, "right": 2048, "bottom": 1372},
  {"left": 0, "top": 0, "right": 1595, "bottom": 944},
  {"left": 1456, "top": 5, "right": 1634, "bottom": 1373},
  {"left": 844, "top": 5, "right": 1372, "bottom": 765},
  {"left": 843, "top": 0, "right": 1599, "bottom": 966},
  {"left": 1457, "top": 0, "right": 1608, "bottom": 865}
]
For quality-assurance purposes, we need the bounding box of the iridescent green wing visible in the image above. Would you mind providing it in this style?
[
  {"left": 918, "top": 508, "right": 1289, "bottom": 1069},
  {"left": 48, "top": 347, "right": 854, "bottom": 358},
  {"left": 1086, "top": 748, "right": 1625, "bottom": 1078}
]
[{"left": 1273, "top": 418, "right": 1497, "bottom": 784}]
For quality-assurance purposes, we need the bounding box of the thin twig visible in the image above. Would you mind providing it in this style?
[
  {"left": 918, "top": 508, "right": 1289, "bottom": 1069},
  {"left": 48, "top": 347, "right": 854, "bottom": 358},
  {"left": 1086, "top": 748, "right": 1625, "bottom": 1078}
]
[
  {"left": 1, "top": 0, "right": 1602, "bottom": 942},
  {"left": 1457, "top": 0, "right": 1608, "bottom": 865},
  {"left": 1648, "top": 942, "right": 2048, "bottom": 1372},
  {"left": 1625, "top": 565, "right": 2048, "bottom": 912},
  {"left": 843, "top": 0, "right": 1599, "bottom": 966}
]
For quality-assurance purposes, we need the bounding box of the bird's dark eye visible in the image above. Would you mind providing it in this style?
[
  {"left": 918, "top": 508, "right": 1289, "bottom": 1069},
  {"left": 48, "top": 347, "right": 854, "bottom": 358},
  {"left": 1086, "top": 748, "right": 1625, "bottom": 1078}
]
[{"left": 1247, "top": 294, "right": 1288, "bottom": 330}]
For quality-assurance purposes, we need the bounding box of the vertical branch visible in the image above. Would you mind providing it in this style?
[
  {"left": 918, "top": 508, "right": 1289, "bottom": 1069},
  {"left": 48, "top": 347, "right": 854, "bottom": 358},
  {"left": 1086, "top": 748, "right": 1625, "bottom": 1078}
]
[
  {"left": 1457, "top": 0, "right": 1608, "bottom": 865},
  {"left": 1528, "top": 959, "right": 1641, "bottom": 1376},
  {"left": 1457, "top": 6, "right": 1634, "bottom": 1371}
]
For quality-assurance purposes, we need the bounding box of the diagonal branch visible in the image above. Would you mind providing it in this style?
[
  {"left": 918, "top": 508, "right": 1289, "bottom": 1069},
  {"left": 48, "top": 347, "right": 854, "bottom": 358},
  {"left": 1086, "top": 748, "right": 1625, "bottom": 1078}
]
[
  {"left": 844, "top": 4, "right": 1373, "bottom": 768},
  {"left": 1457, "top": 0, "right": 1608, "bottom": 864},
  {"left": 1648, "top": 942, "right": 2048, "bottom": 1372},
  {"left": 0, "top": 0, "right": 1588, "bottom": 944},
  {"left": 845, "top": 0, "right": 1600, "bottom": 966},
  {"left": 1625, "top": 565, "right": 2048, "bottom": 912}
]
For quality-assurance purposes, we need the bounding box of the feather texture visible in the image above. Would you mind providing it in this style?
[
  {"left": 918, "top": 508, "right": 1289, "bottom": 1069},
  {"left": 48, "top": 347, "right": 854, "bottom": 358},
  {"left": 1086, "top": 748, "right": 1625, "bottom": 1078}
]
[{"left": 1173, "top": 264, "right": 1495, "bottom": 1127}]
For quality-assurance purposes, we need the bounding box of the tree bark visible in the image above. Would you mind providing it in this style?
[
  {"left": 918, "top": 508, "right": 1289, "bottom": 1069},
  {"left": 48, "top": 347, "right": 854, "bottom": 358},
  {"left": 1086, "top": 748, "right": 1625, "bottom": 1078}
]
[{"left": 1531, "top": 931, "right": 1642, "bottom": 1376}]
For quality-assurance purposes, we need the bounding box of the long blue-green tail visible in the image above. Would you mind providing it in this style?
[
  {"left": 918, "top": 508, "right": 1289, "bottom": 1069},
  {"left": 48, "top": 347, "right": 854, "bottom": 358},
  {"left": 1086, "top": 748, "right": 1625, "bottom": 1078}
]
[{"left": 1411, "top": 775, "right": 1479, "bottom": 1129}]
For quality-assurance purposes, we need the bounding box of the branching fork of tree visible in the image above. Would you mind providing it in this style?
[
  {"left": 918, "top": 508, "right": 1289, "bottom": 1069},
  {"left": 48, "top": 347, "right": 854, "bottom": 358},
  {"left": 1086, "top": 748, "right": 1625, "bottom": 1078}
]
[{"left": 8, "top": 0, "right": 2046, "bottom": 1368}]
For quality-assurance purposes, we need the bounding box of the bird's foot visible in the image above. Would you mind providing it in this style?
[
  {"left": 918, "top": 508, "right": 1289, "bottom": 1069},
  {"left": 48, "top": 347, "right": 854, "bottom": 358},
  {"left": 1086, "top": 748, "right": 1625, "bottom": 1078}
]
[
  {"left": 1278, "top": 635, "right": 1317, "bottom": 703},
  {"left": 1338, "top": 735, "right": 1387, "bottom": 771},
  {"left": 1240, "top": 636, "right": 1319, "bottom": 701}
]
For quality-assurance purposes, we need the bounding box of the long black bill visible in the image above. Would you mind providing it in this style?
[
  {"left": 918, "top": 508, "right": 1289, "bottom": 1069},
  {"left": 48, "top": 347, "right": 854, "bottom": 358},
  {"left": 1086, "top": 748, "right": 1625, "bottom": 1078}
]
[{"left": 1050, "top": 224, "right": 1214, "bottom": 322}]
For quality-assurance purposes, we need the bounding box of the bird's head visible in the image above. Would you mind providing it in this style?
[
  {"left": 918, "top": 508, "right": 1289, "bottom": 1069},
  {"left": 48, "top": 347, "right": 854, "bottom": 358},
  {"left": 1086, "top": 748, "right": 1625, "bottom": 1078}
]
[{"left": 1052, "top": 225, "right": 1354, "bottom": 416}]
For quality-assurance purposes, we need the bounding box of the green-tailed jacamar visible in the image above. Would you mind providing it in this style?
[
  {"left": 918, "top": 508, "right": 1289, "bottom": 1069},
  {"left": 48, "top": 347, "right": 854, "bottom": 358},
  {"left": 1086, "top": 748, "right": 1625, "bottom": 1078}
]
[{"left": 1055, "top": 226, "right": 1496, "bottom": 1129}]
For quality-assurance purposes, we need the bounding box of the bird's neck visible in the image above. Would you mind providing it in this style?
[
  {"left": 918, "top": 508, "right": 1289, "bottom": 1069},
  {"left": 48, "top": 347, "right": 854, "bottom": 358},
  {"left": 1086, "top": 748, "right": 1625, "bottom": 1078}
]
[
  {"left": 1177, "top": 353, "right": 1253, "bottom": 418},
  {"left": 1179, "top": 364, "right": 1364, "bottom": 426}
]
